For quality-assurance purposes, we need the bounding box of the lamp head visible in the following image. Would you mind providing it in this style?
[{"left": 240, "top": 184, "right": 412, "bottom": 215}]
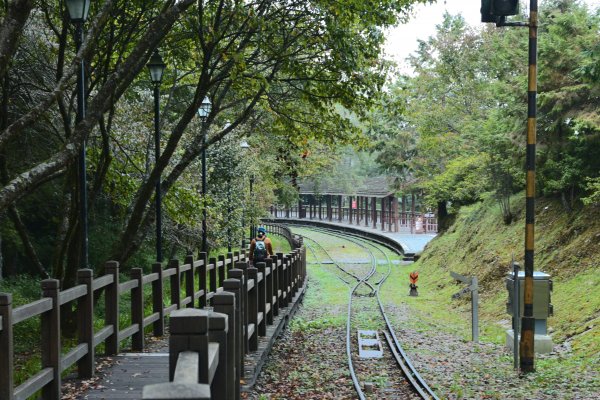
[
  {"left": 197, "top": 96, "right": 212, "bottom": 122},
  {"left": 66, "top": 0, "right": 91, "bottom": 23},
  {"left": 147, "top": 50, "right": 166, "bottom": 84}
]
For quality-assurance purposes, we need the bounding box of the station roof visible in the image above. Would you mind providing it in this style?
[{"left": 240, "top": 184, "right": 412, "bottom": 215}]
[{"left": 298, "top": 176, "right": 395, "bottom": 198}]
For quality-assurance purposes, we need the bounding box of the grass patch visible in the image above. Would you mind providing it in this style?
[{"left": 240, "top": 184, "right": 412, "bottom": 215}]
[{"left": 403, "top": 192, "right": 600, "bottom": 377}]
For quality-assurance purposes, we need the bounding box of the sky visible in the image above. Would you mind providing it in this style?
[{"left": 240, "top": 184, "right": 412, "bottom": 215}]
[{"left": 384, "top": 0, "right": 599, "bottom": 73}]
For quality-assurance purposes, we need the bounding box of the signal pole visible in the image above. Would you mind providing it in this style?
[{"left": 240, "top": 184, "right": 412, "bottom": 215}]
[
  {"left": 520, "top": 0, "right": 538, "bottom": 373},
  {"left": 481, "top": 0, "right": 537, "bottom": 372}
]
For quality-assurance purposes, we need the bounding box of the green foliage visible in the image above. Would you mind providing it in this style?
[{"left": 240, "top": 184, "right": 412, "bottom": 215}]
[
  {"left": 367, "top": 2, "right": 600, "bottom": 220},
  {"left": 0, "top": 0, "right": 431, "bottom": 286},
  {"left": 582, "top": 176, "right": 600, "bottom": 206},
  {"left": 422, "top": 153, "right": 491, "bottom": 209}
]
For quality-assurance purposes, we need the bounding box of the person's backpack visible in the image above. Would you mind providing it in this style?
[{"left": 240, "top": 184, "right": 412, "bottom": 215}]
[{"left": 254, "top": 239, "right": 268, "bottom": 261}]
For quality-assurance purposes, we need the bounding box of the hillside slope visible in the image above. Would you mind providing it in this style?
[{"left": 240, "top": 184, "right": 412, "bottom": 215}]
[{"left": 413, "top": 192, "right": 599, "bottom": 362}]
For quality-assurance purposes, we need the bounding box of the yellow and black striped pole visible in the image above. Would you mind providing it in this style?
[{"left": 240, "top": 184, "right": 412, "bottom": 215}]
[{"left": 520, "top": 0, "right": 537, "bottom": 373}]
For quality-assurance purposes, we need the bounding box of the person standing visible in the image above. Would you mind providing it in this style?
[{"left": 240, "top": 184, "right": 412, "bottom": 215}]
[{"left": 249, "top": 226, "right": 274, "bottom": 266}]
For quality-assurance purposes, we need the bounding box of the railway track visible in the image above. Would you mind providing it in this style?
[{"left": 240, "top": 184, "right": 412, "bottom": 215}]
[{"left": 292, "top": 226, "right": 439, "bottom": 400}]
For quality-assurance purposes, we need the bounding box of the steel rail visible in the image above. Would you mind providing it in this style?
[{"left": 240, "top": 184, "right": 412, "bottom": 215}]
[
  {"left": 294, "top": 225, "right": 439, "bottom": 400},
  {"left": 311, "top": 227, "right": 439, "bottom": 399},
  {"left": 296, "top": 232, "right": 375, "bottom": 291},
  {"left": 302, "top": 239, "right": 351, "bottom": 285},
  {"left": 295, "top": 229, "right": 368, "bottom": 399},
  {"left": 295, "top": 227, "right": 378, "bottom": 399}
]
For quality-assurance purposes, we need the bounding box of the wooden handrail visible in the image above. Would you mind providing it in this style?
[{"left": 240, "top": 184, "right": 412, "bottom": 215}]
[{"left": 0, "top": 242, "right": 305, "bottom": 400}]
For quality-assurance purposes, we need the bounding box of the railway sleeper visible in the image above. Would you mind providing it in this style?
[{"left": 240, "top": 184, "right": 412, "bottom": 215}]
[{"left": 357, "top": 330, "right": 384, "bottom": 358}]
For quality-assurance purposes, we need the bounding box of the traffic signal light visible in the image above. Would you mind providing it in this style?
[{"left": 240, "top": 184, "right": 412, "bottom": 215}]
[
  {"left": 481, "top": 0, "right": 496, "bottom": 22},
  {"left": 492, "top": 0, "right": 519, "bottom": 16},
  {"left": 481, "top": 0, "right": 519, "bottom": 23}
]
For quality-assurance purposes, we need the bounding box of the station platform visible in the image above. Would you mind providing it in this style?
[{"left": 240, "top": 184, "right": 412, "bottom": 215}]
[{"left": 263, "top": 217, "right": 436, "bottom": 255}]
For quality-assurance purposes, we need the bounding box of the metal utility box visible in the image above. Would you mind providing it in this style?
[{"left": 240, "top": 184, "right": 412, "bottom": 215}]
[{"left": 506, "top": 271, "right": 553, "bottom": 334}]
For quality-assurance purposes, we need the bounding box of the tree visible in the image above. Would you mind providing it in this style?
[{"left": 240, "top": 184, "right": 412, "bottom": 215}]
[{"left": 0, "top": 0, "right": 429, "bottom": 286}]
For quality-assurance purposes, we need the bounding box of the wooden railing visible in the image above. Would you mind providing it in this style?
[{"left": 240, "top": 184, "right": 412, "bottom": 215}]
[
  {"left": 0, "top": 240, "right": 307, "bottom": 400},
  {"left": 143, "top": 246, "right": 307, "bottom": 399},
  {"left": 269, "top": 205, "right": 438, "bottom": 233}
]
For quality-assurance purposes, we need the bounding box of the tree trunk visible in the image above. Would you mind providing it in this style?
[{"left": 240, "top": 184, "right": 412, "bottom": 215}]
[
  {"left": 0, "top": 0, "right": 34, "bottom": 80},
  {"left": 0, "top": 231, "right": 3, "bottom": 281},
  {"left": 437, "top": 200, "right": 449, "bottom": 231},
  {"left": 0, "top": 0, "right": 195, "bottom": 212},
  {"left": 561, "top": 190, "right": 572, "bottom": 214}
]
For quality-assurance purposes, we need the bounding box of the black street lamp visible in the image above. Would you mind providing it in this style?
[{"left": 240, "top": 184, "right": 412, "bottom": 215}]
[
  {"left": 147, "top": 50, "right": 166, "bottom": 262},
  {"left": 66, "top": 0, "right": 91, "bottom": 268},
  {"left": 239, "top": 140, "right": 250, "bottom": 247},
  {"left": 197, "top": 96, "right": 211, "bottom": 254},
  {"left": 249, "top": 174, "right": 255, "bottom": 240}
]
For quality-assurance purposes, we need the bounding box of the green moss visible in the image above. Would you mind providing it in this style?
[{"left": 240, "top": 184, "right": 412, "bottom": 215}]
[{"left": 409, "top": 192, "right": 600, "bottom": 366}]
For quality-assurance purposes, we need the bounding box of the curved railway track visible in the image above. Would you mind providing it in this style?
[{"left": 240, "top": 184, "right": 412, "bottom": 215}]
[{"left": 292, "top": 225, "right": 439, "bottom": 400}]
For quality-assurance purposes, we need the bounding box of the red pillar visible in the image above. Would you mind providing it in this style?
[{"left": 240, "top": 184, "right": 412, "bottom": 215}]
[
  {"left": 348, "top": 196, "right": 353, "bottom": 224},
  {"left": 318, "top": 197, "right": 322, "bottom": 220},
  {"left": 411, "top": 193, "right": 416, "bottom": 233},
  {"left": 372, "top": 197, "right": 377, "bottom": 228},
  {"left": 381, "top": 197, "right": 386, "bottom": 232},
  {"left": 401, "top": 195, "right": 406, "bottom": 226},
  {"left": 364, "top": 196, "right": 369, "bottom": 227},
  {"left": 392, "top": 196, "right": 399, "bottom": 232}
]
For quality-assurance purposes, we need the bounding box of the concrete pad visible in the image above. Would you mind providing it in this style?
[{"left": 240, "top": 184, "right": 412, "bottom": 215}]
[{"left": 506, "top": 329, "right": 554, "bottom": 354}]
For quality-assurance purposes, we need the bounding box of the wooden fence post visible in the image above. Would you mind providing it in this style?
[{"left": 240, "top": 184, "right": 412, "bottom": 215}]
[
  {"left": 284, "top": 255, "right": 291, "bottom": 307},
  {"left": 199, "top": 252, "right": 208, "bottom": 308},
  {"left": 213, "top": 291, "right": 237, "bottom": 400},
  {"left": 218, "top": 255, "right": 226, "bottom": 288},
  {"left": 185, "top": 254, "right": 195, "bottom": 309},
  {"left": 105, "top": 261, "right": 120, "bottom": 354},
  {"left": 168, "top": 309, "right": 209, "bottom": 382},
  {"left": 208, "top": 311, "right": 229, "bottom": 399},
  {"left": 131, "top": 268, "right": 144, "bottom": 351},
  {"left": 276, "top": 253, "right": 286, "bottom": 308},
  {"left": 209, "top": 257, "right": 217, "bottom": 297},
  {"left": 231, "top": 265, "right": 248, "bottom": 355},
  {"left": 226, "top": 252, "right": 234, "bottom": 275},
  {"left": 152, "top": 262, "right": 164, "bottom": 336},
  {"left": 170, "top": 259, "right": 181, "bottom": 310},
  {"left": 291, "top": 251, "right": 298, "bottom": 297},
  {"left": 0, "top": 293, "right": 14, "bottom": 400},
  {"left": 256, "top": 262, "right": 267, "bottom": 336},
  {"left": 264, "top": 258, "right": 274, "bottom": 325},
  {"left": 270, "top": 255, "right": 279, "bottom": 317},
  {"left": 247, "top": 267, "right": 259, "bottom": 351},
  {"left": 41, "top": 279, "right": 60, "bottom": 400},
  {"left": 224, "top": 276, "right": 244, "bottom": 378},
  {"left": 77, "top": 269, "right": 94, "bottom": 378}
]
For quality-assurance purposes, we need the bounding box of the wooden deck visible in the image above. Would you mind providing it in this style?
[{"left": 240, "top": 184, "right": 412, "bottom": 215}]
[
  {"left": 82, "top": 352, "right": 169, "bottom": 399},
  {"left": 73, "top": 280, "right": 307, "bottom": 399}
]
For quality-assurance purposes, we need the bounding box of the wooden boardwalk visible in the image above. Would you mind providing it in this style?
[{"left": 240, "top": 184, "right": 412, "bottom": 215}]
[
  {"left": 82, "top": 352, "right": 169, "bottom": 399},
  {"left": 72, "top": 282, "right": 306, "bottom": 399}
]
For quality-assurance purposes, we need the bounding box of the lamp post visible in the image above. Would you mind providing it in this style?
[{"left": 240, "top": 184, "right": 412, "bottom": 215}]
[
  {"left": 147, "top": 50, "right": 166, "bottom": 262},
  {"left": 197, "top": 96, "right": 211, "bottom": 254},
  {"left": 66, "top": 0, "right": 91, "bottom": 268},
  {"left": 239, "top": 140, "right": 250, "bottom": 248},
  {"left": 249, "top": 174, "right": 255, "bottom": 240}
]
